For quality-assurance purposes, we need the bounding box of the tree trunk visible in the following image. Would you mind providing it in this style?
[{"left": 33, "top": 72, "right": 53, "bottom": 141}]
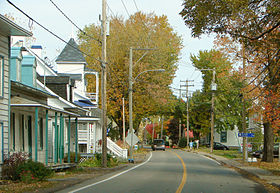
[{"left": 262, "top": 122, "right": 274, "bottom": 162}]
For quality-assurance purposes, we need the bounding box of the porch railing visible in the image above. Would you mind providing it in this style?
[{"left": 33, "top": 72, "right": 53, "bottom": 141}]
[{"left": 107, "top": 137, "right": 128, "bottom": 159}]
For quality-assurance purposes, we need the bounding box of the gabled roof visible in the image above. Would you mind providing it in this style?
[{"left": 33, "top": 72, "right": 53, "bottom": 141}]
[
  {"left": 26, "top": 47, "right": 57, "bottom": 76},
  {"left": 56, "top": 38, "right": 86, "bottom": 63}
]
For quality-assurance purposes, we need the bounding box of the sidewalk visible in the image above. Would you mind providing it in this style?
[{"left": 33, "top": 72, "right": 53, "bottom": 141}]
[{"left": 196, "top": 151, "right": 280, "bottom": 190}]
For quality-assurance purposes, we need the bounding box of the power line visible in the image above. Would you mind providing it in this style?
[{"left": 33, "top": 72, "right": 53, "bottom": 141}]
[
  {"left": 7, "top": 0, "right": 103, "bottom": 65},
  {"left": 49, "top": 0, "right": 101, "bottom": 44},
  {"left": 244, "top": 48, "right": 280, "bottom": 90},
  {"left": 131, "top": 0, "right": 152, "bottom": 46},
  {"left": 246, "top": 55, "right": 280, "bottom": 94},
  {"left": 120, "top": 0, "right": 130, "bottom": 18}
]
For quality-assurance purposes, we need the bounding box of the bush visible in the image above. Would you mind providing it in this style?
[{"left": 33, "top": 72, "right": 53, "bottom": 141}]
[
  {"left": 16, "top": 160, "right": 53, "bottom": 183},
  {"left": 2, "top": 152, "right": 29, "bottom": 181},
  {"left": 63, "top": 152, "right": 81, "bottom": 163},
  {"left": 178, "top": 137, "right": 188, "bottom": 148},
  {"left": 79, "top": 153, "right": 118, "bottom": 167}
]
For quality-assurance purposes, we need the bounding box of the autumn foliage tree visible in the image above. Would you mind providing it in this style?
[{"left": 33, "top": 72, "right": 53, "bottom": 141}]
[
  {"left": 78, "top": 12, "right": 182, "bottom": 139},
  {"left": 180, "top": 0, "right": 280, "bottom": 162}
]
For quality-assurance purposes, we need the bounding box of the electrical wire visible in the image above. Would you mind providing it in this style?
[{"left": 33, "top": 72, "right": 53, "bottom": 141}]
[
  {"left": 49, "top": 0, "right": 101, "bottom": 44},
  {"left": 120, "top": 0, "right": 131, "bottom": 18},
  {"left": 6, "top": 0, "right": 104, "bottom": 65},
  {"left": 245, "top": 55, "right": 280, "bottom": 94},
  {"left": 244, "top": 48, "right": 280, "bottom": 90}
]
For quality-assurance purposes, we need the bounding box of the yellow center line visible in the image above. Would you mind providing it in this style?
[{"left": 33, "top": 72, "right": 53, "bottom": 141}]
[{"left": 172, "top": 150, "right": 187, "bottom": 193}]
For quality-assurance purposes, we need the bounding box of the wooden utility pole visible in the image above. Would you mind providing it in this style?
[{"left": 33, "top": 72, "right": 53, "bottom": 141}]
[
  {"left": 183, "top": 80, "right": 194, "bottom": 147},
  {"left": 122, "top": 98, "right": 125, "bottom": 145},
  {"left": 101, "top": 0, "right": 107, "bottom": 167},
  {"left": 210, "top": 70, "right": 216, "bottom": 153},
  {"left": 178, "top": 88, "right": 182, "bottom": 140},
  {"left": 242, "top": 44, "right": 248, "bottom": 162},
  {"left": 160, "top": 116, "right": 164, "bottom": 139}
]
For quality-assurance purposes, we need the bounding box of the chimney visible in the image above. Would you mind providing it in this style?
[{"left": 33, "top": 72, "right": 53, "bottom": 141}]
[{"left": 31, "top": 45, "right": 43, "bottom": 58}]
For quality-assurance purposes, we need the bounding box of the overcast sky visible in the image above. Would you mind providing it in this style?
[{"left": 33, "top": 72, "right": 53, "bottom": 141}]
[{"left": 1, "top": 0, "right": 214, "bottom": 96}]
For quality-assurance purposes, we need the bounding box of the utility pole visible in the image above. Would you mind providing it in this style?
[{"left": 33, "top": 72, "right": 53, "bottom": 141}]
[
  {"left": 122, "top": 97, "right": 125, "bottom": 146},
  {"left": 210, "top": 70, "right": 216, "bottom": 153},
  {"left": 152, "top": 119, "right": 155, "bottom": 141},
  {"left": 242, "top": 44, "right": 248, "bottom": 162},
  {"left": 178, "top": 88, "right": 182, "bottom": 140},
  {"left": 199, "top": 69, "right": 216, "bottom": 153},
  {"left": 181, "top": 80, "right": 194, "bottom": 147},
  {"left": 101, "top": 0, "right": 107, "bottom": 167},
  {"left": 160, "top": 116, "right": 164, "bottom": 139}
]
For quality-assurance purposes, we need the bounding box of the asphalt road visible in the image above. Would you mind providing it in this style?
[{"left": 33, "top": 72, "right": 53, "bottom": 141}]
[{"left": 57, "top": 149, "right": 267, "bottom": 193}]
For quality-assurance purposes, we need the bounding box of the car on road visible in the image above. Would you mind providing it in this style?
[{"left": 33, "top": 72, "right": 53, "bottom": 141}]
[{"left": 152, "top": 139, "right": 166, "bottom": 151}]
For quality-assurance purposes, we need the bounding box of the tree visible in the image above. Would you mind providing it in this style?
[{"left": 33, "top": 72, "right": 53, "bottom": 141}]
[
  {"left": 78, "top": 12, "right": 182, "bottom": 139},
  {"left": 190, "top": 49, "right": 247, "bottom": 134},
  {"left": 180, "top": 0, "right": 280, "bottom": 162}
]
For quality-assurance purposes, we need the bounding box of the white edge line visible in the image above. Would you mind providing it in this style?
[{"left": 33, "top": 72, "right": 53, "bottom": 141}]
[
  {"left": 201, "top": 155, "right": 221, "bottom": 165},
  {"left": 69, "top": 152, "right": 153, "bottom": 193}
]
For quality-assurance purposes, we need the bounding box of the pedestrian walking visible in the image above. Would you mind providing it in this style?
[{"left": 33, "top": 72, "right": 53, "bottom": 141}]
[{"left": 189, "top": 141, "right": 193, "bottom": 150}]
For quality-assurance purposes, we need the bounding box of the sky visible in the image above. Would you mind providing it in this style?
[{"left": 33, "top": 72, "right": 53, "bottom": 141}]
[{"left": 1, "top": 0, "right": 214, "bottom": 97}]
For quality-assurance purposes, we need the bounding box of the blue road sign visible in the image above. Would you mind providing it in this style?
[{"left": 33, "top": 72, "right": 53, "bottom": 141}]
[{"left": 238, "top": 133, "right": 255, "bottom": 137}]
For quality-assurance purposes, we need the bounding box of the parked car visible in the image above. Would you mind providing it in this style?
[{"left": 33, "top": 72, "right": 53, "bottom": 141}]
[
  {"left": 214, "top": 142, "right": 229, "bottom": 150},
  {"left": 207, "top": 142, "right": 229, "bottom": 150},
  {"left": 252, "top": 144, "right": 279, "bottom": 158},
  {"left": 152, "top": 139, "right": 166, "bottom": 151}
]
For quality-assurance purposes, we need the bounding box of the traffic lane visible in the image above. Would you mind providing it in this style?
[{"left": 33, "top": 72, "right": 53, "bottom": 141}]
[
  {"left": 176, "top": 150, "right": 267, "bottom": 193},
  {"left": 59, "top": 150, "right": 184, "bottom": 193}
]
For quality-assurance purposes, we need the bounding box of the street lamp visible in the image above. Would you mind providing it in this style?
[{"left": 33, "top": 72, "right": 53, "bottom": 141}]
[{"left": 128, "top": 47, "right": 165, "bottom": 163}]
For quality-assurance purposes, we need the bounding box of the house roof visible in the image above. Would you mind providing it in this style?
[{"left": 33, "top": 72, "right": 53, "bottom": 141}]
[
  {"left": 56, "top": 38, "right": 86, "bottom": 63},
  {"left": 74, "top": 99, "right": 96, "bottom": 108},
  {"left": 57, "top": 73, "right": 82, "bottom": 80},
  {"left": 11, "top": 80, "right": 55, "bottom": 99},
  {"left": 26, "top": 47, "right": 57, "bottom": 76},
  {"left": 0, "top": 14, "right": 32, "bottom": 36}
]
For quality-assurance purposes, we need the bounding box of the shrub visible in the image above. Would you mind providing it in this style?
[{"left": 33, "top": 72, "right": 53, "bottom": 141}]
[
  {"left": 178, "top": 137, "right": 188, "bottom": 148},
  {"left": 2, "top": 152, "right": 29, "bottom": 180},
  {"left": 63, "top": 152, "right": 81, "bottom": 163},
  {"left": 79, "top": 153, "right": 118, "bottom": 167},
  {"left": 16, "top": 160, "right": 53, "bottom": 183}
]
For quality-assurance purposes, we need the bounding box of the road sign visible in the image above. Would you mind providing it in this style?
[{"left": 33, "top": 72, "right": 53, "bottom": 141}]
[
  {"left": 126, "top": 131, "right": 139, "bottom": 146},
  {"left": 238, "top": 133, "right": 255, "bottom": 138}
]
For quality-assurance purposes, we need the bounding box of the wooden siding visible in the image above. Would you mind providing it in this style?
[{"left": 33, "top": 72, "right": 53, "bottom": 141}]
[{"left": 0, "top": 34, "right": 9, "bottom": 163}]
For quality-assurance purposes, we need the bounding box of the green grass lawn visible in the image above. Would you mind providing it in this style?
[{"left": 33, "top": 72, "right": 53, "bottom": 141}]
[{"left": 198, "top": 147, "right": 243, "bottom": 159}]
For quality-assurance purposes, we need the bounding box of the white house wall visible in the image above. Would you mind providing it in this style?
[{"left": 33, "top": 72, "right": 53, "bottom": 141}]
[{"left": 214, "top": 125, "right": 242, "bottom": 147}]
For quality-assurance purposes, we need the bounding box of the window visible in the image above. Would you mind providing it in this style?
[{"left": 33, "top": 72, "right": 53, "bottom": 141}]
[
  {"left": 220, "top": 131, "right": 227, "bottom": 143},
  {"left": 0, "top": 55, "right": 4, "bottom": 97}
]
